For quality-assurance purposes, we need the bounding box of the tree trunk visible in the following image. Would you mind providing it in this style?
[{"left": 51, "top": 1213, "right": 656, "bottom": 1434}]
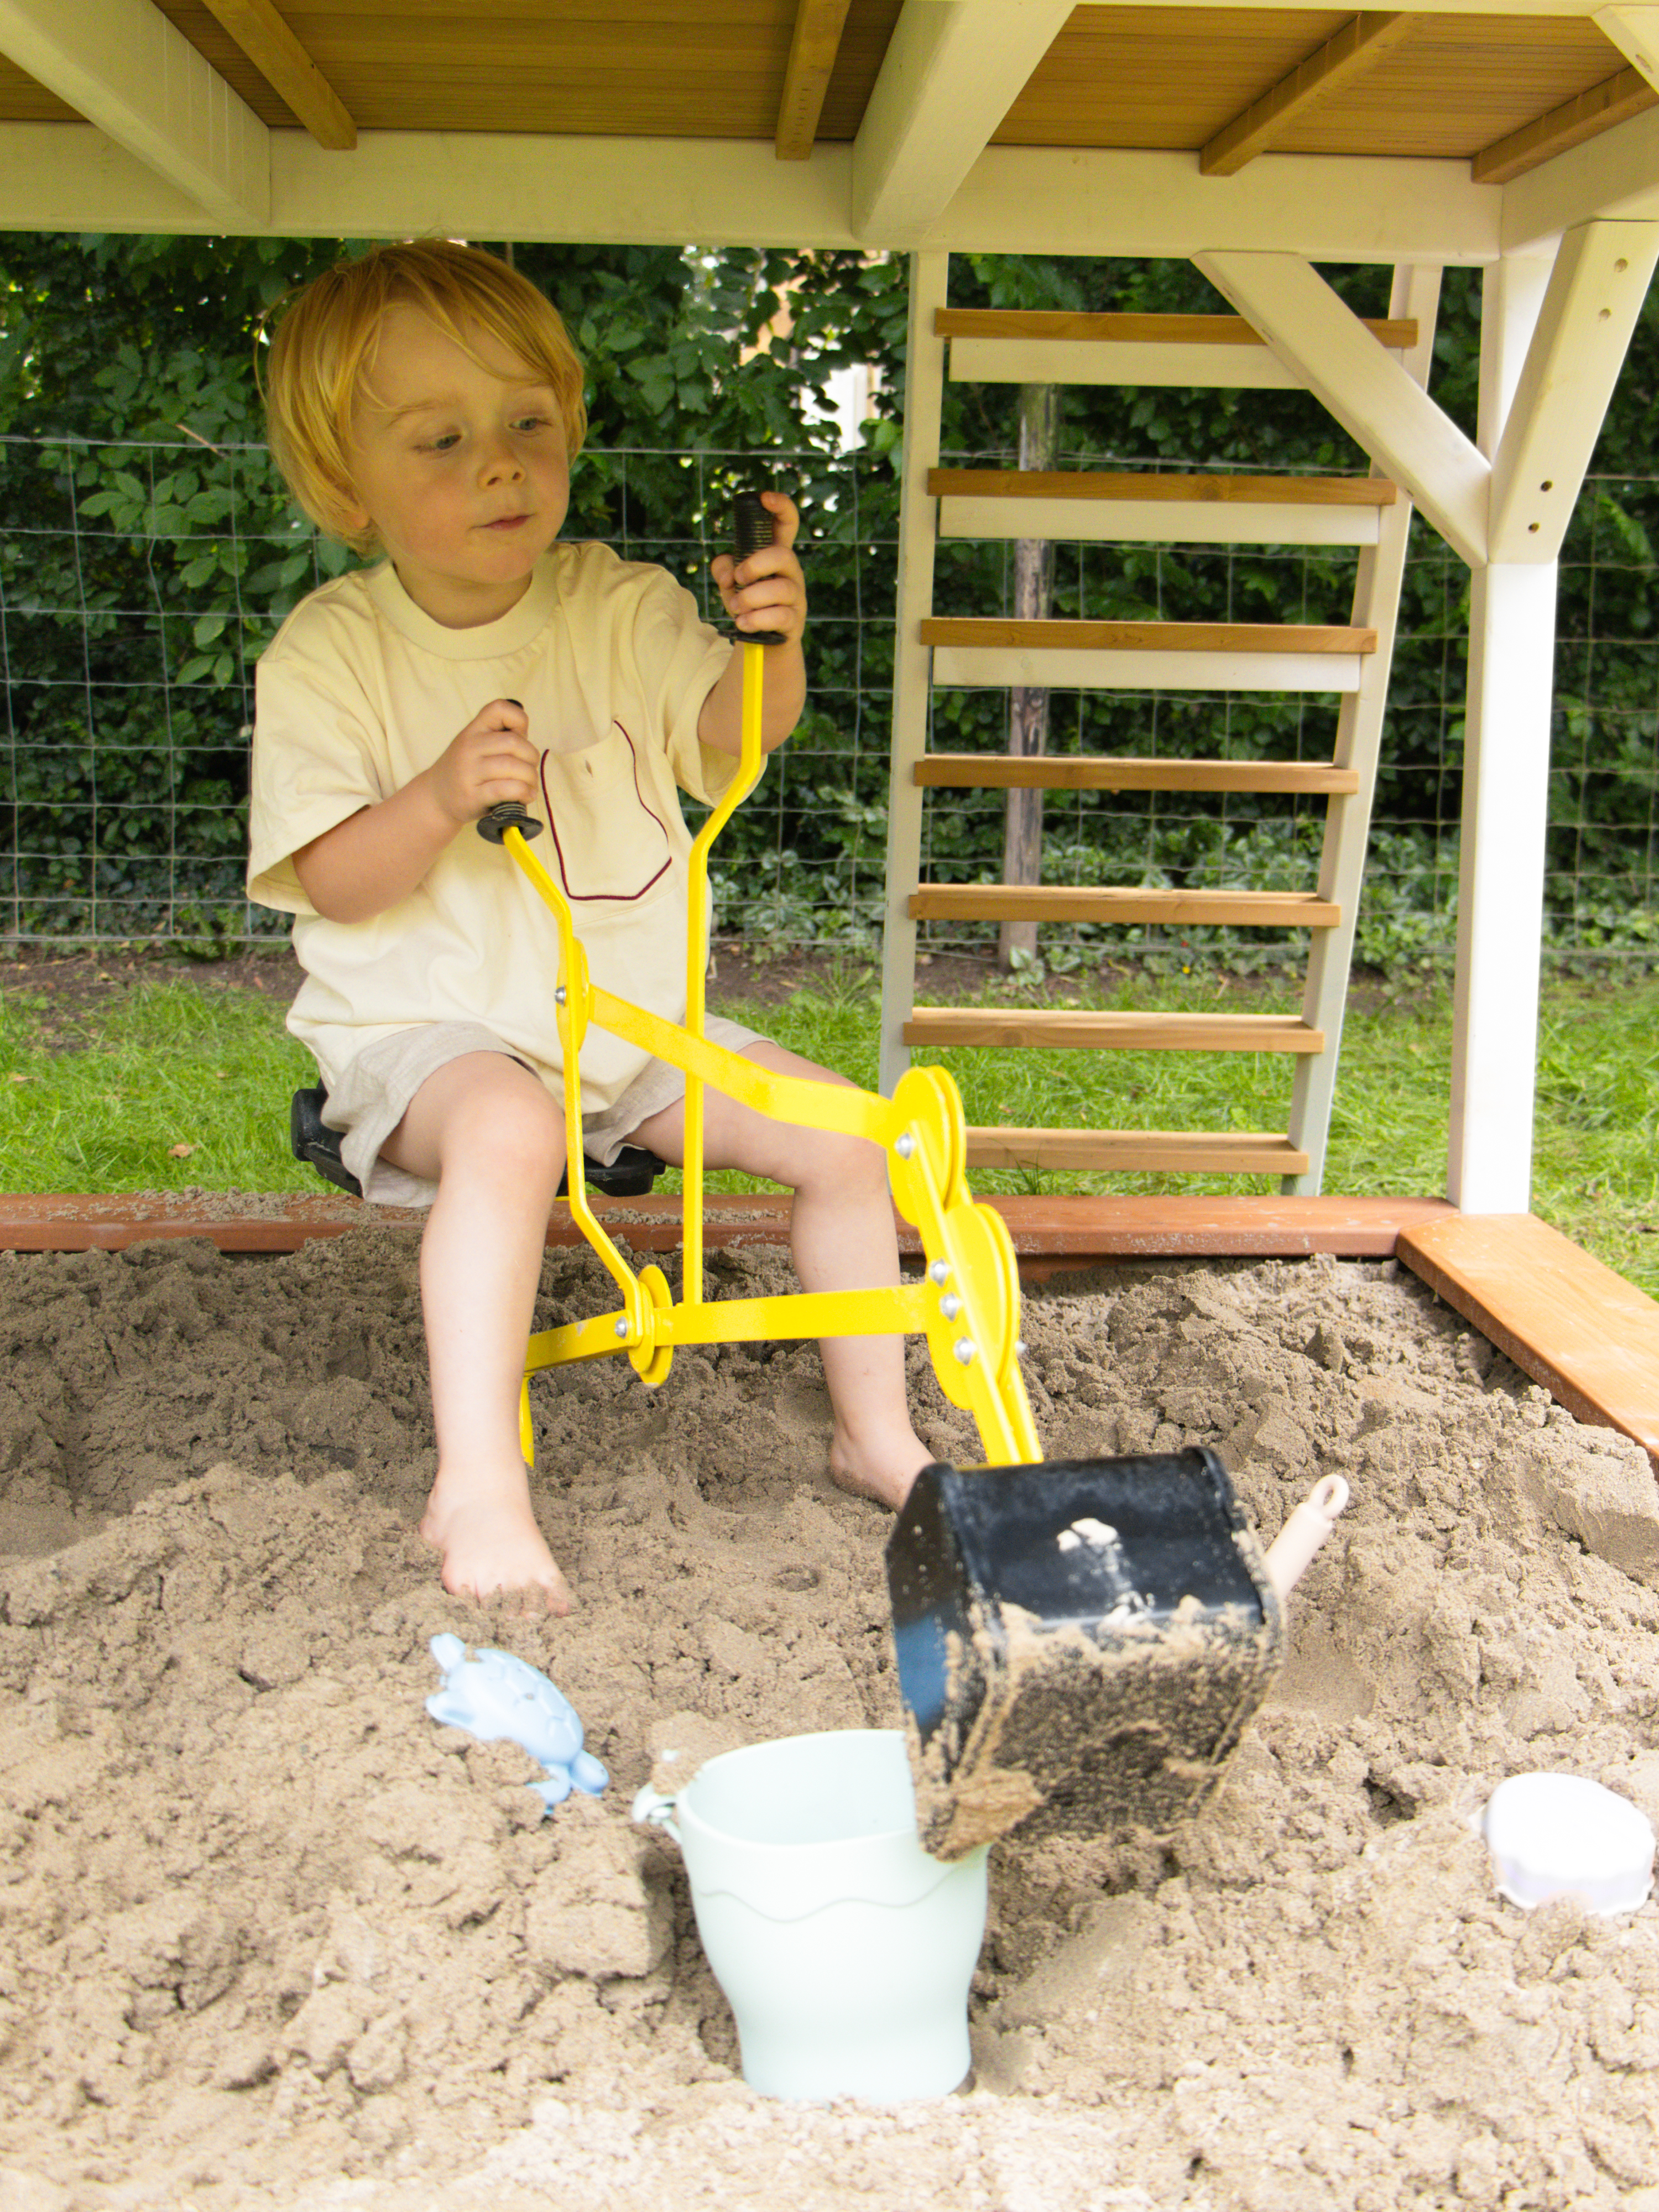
[{"left": 999, "top": 383, "right": 1056, "bottom": 969}]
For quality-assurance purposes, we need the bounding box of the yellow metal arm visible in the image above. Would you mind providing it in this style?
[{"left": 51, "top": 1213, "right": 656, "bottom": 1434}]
[{"left": 494, "top": 639, "right": 1041, "bottom": 1469}]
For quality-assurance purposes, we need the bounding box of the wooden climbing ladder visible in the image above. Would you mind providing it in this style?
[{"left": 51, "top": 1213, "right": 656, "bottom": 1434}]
[{"left": 878, "top": 253, "right": 1442, "bottom": 1196}]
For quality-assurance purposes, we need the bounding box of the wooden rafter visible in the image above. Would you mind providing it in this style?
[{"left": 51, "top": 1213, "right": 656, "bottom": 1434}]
[
  {"left": 1200, "top": 13, "right": 1416, "bottom": 178},
  {"left": 1473, "top": 65, "right": 1657, "bottom": 185},
  {"left": 197, "top": 0, "right": 355, "bottom": 152},
  {"left": 775, "top": 0, "right": 852, "bottom": 162}
]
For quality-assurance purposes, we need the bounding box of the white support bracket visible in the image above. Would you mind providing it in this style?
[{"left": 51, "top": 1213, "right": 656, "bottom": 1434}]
[
  {"left": 0, "top": 0, "right": 269, "bottom": 225},
  {"left": 850, "top": 0, "right": 1073, "bottom": 244},
  {"left": 1194, "top": 249, "right": 1491, "bottom": 567},
  {"left": 1488, "top": 220, "right": 1659, "bottom": 561}
]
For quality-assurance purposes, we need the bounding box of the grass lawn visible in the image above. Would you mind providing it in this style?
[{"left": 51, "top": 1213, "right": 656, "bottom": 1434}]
[{"left": 1, "top": 955, "right": 1655, "bottom": 1296}]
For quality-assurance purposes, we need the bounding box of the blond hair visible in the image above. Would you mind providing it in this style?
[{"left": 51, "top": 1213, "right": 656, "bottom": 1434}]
[{"left": 262, "top": 241, "right": 587, "bottom": 555}]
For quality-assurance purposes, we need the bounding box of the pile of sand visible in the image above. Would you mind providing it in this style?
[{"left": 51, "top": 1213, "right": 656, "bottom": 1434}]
[{"left": 1, "top": 1229, "right": 1657, "bottom": 2210}]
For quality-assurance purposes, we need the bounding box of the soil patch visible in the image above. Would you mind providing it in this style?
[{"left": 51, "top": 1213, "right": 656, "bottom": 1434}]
[{"left": 1, "top": 1233, "right": 1657, "bottom": 2209}]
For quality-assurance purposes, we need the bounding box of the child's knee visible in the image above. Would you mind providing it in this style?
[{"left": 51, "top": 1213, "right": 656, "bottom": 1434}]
[{"left": 446, "top": 1071, "right": 565, "bottom": 1187}]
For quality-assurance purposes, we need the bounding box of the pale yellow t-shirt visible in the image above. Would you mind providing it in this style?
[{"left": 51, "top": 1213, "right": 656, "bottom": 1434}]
[{"left": 247, "top": 542, "right": 740, "bottom": 1114}]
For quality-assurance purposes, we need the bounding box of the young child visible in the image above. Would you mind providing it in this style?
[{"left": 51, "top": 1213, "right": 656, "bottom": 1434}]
[{"left": 248, "top": 240, "right": 931, "bottom": 1611}]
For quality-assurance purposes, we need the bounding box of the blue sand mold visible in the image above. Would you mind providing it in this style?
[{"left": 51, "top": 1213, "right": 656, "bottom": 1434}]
[{"left": 426, "top": 1632, "right": 609, "bottom": 1812}]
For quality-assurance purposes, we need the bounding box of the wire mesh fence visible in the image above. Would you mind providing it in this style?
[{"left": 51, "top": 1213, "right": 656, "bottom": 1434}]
[{"left": 2, "top": 429, "right": 1656, "bottom": 969}]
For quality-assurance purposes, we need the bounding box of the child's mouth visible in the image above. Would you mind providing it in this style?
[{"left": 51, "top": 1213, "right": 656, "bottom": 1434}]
[{"left": 484, "top": 514, "right": 530, "bottom": 531}]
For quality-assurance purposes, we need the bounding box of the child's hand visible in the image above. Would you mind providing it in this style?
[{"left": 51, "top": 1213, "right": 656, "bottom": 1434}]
[
  {"left": 710, "top": 490, "right": 807, "bottom": 647},
  {"left": 427, "top": 699, "right": 539, "bottom": 828}
]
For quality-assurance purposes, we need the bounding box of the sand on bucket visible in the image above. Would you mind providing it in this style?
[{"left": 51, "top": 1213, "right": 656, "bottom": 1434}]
[{"left": 1, "top": 1228, "right": 1657, "bottom": 2209}]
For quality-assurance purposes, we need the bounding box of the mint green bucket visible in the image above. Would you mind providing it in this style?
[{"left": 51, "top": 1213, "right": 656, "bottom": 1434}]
[{"left": 633, "top": 1728, "right": 988, "bottom": 2102}]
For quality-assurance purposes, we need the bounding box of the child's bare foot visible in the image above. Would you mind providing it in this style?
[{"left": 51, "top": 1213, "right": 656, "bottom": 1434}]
[
  {"left": 828, "top": 1426, "right": 935, "bottom": 1512},
  {"left": 420, "top": 1468, "right": 573, "bottom": 1613}
]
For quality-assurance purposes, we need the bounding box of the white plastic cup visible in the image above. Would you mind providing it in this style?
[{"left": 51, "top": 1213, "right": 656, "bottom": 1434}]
[
  {"left": 1483, "top": 1771, "right": 1656, "bottom": 1915},
  {"left": 633, "top": 1728, "right": 988, "bottom": 2102}
]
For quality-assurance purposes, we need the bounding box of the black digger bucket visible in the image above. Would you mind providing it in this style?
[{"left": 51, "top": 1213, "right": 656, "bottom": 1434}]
[{"left": 885, "top": 1448, "right": 1287, "bottom": 1858}]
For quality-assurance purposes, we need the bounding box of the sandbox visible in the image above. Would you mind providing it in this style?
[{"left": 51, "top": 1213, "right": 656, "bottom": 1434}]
[{"left": 2, "top": 1228, "right": 1658, "bottom": 2210}]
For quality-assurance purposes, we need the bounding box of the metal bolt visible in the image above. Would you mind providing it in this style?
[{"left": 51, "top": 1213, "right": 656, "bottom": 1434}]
[
  {"left": 894, "top": 1133, "right": 915, "bottom": 1160},
  {"left": 953, "top": 1338, "right": 978, "bottom": 1366},
  {"left": 928, "top": 1259, "right": 951, "bottom": 1286},
  {"left": 555, "top": 985, "right": 567, "bottom": 1005},
  {"left": 941, "top": 1294, "right": 962, "bottom": 1321},
  {"left": 614, "top": 1317, "right": 629, "bottom": 1339}
]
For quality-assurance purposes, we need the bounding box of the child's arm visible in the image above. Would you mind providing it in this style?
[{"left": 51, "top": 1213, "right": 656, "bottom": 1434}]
[
  {"left": 698, "top": 489, "right": 807, "bottom": 757},
  {"left": 293, "top": 698, "right": 538, "bottom": 924}
]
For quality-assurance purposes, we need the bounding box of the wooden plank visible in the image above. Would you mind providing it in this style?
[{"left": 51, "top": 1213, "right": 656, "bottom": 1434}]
[
  {"left": 1202, "top": 12, "right": 1416, "bottom": 176},
  {"left": 915, "top": 753, "right": 1360, "bottom": 795},
  {"left": 920, "top": 617, "right": 1376, "bottom": 654},
  {"left": 934, "top": 309, "right": 1419, "bottom": 347},
  {"left": 909, "top": 884, "right": 1341, "bottom": 927},
  {"left": 197, "top": 0, "right": 357, "bottom": 147},
  {"left": 0, "top": 1190, "right": 1455, "bottom": 1266},
  {"left": 904, "top": 1008, "right": 1324, "bottom": 1052},
  {"left": 775, "top": 0, "right": 853, "bottom": 160},
  {"left": 1397, "top": 1212, "right": 1659, "bottom": 1472},
  {"left": 965, "top": 1128, "right": 1311, "bottom": 1175},
  {"left": 938, "top": 493, "right": 1386, "bottom": 546},
  {"left": 1472, "top": 64, "right": 1658, "bottom": 184},
  {"left": 927, "top": 468, "right": 1397, "bottom": 507},
  {"left": 932, "top": 644, "right": 1365, "bottom": 695}
]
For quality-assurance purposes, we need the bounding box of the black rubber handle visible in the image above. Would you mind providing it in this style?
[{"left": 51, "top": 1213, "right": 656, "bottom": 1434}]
[
  {"left": 732, "top": 490, "right": 787, "bottom": 649},
  {"left": 476, "top": 699, "right": 544, "bottom": 844}
]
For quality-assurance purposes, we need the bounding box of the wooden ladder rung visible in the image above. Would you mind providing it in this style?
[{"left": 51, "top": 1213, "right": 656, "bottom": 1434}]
[
  {"left": 928, "top": 468, "right": 1400, "bottom": 547},
  {"left": 965, "top": 1128, "right": 1312, "bottom": 1175},
  {"left": 933, "top": 311, "right": 1418, "bottom": 348},
  {"left": 915, "top": 754, "right": 1361, "bottom": 796},
  {"left": 904, "top": 1009, "right": 1324, "bottom": 1053},
  {"left": 920, "top": 619, "right": 1376, "bottom": 655},
  {"left": 927, "top": 469, "right": 1398, "bottom": 508},
  {"left": 910, "top": 885, "right": 1340, "bottom": 928}
]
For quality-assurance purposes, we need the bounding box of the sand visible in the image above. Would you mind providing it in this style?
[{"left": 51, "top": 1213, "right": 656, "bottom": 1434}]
[{"left": 2, "top": 1228, "right": 1658, "bottom": 2211}]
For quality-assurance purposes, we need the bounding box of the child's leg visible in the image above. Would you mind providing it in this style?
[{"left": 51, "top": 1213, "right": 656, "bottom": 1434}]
[
  {"left": 377, "top": 1052, "right": 572, "bottom": 1609},
  {"left": 628, "top": 1043, "right": 932, "bottom": 1509}
]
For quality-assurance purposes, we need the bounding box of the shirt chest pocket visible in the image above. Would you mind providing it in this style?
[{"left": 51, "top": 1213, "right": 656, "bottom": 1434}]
[{"left": 538, "top": 726, "right": 675, "bottom": 907}]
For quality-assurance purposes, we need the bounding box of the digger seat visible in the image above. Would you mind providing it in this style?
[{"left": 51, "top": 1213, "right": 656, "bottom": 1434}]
[{"left": 288, "top": 1084, "right": 667, "bottom": 1202}]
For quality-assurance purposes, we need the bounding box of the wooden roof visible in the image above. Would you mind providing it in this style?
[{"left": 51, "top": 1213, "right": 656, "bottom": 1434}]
[
  {"left": 2, "top": 2, "right": 1658, "bottom": 254},
  {"left": 0, "top": 4, "right": 1644, "bottom": 174}
]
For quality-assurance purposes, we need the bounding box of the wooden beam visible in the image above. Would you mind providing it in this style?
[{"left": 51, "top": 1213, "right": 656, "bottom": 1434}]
[
  {"left": 1397, "top": 1212, "right": 1659, "bottom": 1472},
  {"left": 850, "top": 0, "right": 1081, "bottom": 243},
  {"left": 909, "top": 885, "right": 1341, "bottom": 926},
  {"left": 197, "top": 0, "right": 356, "bottom": 152},
  {"left": 903, "top": 1009, "right": 1323, "bottom": 1052},
  {"left": 1503, "top": 97, "right": 1659, "bottom": 252},
  {"left": 935, "top": 310, "right": 1418, "bottom": 347},
  {"left": 0, "top": 1190, "right": 1457, "bottom": 1265},
  {"left": 915, "top": 755, "right": 1360, "bottom": 795},
  {"left": 1488, "top": 219, "right": 1659, "bottom": 562},
  {"left": 1194, "top": 251, "right": 1490, "bottom": 568},
  {"left": 0, "top": 0, "right": 268, "bottom": 222},
  {"left": 926, "top": 470, "right": 1398, "bottom": 506},
  {"left": 1473, "top": 65, "right": 1658, "bottom": 186},
  {"left": 964, "top": 1130, "right": 1312, "bottom": 1176},
  {"left": 0, "top": 128, "right": 1502, "bottom": 261},
  {"left": 775, "top": 0, "right": 852, "bottom": 161},
  {"left": 1201, "top": 13, "right": 1417, "bottom": 178},
  {"left": 1597, "top": 4, "right": 1659, "bottom": 91},
  {"left": 920, "top": 618, "right": 1376, "bottom": 654}
]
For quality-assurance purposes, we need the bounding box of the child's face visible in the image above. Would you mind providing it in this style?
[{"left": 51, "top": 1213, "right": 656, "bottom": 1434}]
[{"left": 342, "top": 304, "right": 570, "bottom": 627}]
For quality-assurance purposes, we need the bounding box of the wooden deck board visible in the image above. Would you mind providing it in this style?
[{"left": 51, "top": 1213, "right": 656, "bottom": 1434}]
[
  {"left": 1397, "top": 1212, "right": 1659, "bottom": 1472},
  {"left": 0, "top": 1192, "right": 1452, "bottom": 1264}
]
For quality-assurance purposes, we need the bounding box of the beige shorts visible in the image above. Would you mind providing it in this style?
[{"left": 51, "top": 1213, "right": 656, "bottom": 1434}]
[{"left": 322, "top": 1016, "right": 766, "bottom": 1209}]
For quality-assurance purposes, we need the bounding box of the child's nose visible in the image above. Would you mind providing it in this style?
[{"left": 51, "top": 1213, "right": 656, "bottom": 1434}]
[{"left": 478, "top": 435, "right": 524, "bottom": 482}]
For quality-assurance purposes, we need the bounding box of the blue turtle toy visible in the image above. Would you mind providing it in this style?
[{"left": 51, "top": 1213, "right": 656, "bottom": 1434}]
[{"left": 426, "top": 1632, "right": 608, "bottom": 1812}]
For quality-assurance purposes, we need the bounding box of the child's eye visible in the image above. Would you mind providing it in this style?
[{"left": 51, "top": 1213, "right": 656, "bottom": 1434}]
[
  {"left": 421, "top": 432, "right": 461, "bottom": 454},
  {"left": 511, "top": 415, "right": 550, "bottom": 435}
]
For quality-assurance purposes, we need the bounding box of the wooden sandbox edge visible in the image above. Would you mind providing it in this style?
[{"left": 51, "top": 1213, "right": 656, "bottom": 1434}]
[
  {"left": 0, "top": 1190, "right": 1452, "bottom": 1262},
  {"left": 1396, "top": 1212, "right": 1659, "bottom": 1476}
]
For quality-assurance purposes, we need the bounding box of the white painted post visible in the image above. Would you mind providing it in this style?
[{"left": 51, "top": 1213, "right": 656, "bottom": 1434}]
[
  {"left": 1447, "top": 255, "right": 1557, "bottom": 1212},
  {"left": 879, "top": 249, "right": 950, "bottom": 1097}
]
